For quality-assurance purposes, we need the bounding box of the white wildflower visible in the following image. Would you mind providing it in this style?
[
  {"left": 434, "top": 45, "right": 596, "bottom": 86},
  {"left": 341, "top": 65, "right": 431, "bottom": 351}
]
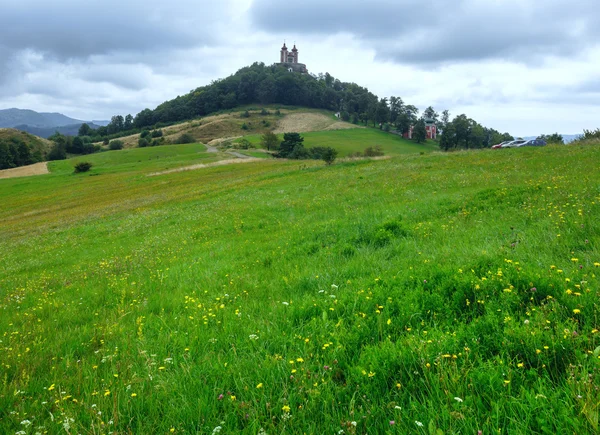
[
  {"left": 415, "top": 421, "right": 424, "bottom": 427},
  {"left": 454, "top": 396, "right": 463, "bottom": 402},
  {"left": 212, "top": 426, "right": 222, "bottom": 434}
]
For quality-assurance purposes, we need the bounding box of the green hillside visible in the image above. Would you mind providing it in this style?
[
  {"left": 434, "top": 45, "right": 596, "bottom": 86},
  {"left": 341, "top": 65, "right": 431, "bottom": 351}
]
[
  {"left": 1, "top": 144, "right": 599, "bottom": 433},
  {"left": 240, "top": 127, "right": 437, "bottom": 156},
  {"left": 0, "top": 128, "right": 51, "bottom": 169}
]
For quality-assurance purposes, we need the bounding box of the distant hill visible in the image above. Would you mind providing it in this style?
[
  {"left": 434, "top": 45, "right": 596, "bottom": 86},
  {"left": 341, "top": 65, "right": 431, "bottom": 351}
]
[
  {"left": 0, "top": 108, "right": 109, "bottom": 138},
  {"left": 0, "top": 108, "right": 85, "bottom": 128},
  {"left": 15, "top": 123, "right": 104, "bottom": 139}
]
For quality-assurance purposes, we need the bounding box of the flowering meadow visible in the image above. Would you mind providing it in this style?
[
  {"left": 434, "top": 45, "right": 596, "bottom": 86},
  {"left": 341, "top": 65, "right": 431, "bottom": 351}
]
[{"left": 1, "top": 142, "right": 599, "bottom": 434}]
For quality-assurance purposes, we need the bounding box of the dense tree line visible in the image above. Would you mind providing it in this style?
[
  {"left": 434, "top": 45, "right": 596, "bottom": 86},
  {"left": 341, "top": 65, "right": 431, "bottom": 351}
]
[
  {"left": 97, "top": 63, "right": 434, "bottom": 139},
  {"left": 0, "top": 137, "right": 44, "bottom": 169},
  {"left": 439, "top": 113, "right": 513, "bottom": 150},
  {"left": 92, "top": 62, "right": 512, "bottom": 151}
]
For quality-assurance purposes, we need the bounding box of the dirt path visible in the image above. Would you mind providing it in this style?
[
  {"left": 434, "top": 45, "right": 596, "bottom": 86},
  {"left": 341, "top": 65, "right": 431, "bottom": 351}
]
[
  {"left": 148, "top": 158, "right": 262, "bottom": 177},
  {"left": 0, "top": 162, "right": 49, "bottom": 179}
]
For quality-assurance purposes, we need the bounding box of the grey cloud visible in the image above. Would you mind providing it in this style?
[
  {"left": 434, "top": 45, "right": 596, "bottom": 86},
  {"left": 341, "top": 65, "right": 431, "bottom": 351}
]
[
  {"left": 250, "top": 0, "right": 600, "bottom": 65},
  {"left": 0, "top": 0, "right": 229, "bottom": 60}
]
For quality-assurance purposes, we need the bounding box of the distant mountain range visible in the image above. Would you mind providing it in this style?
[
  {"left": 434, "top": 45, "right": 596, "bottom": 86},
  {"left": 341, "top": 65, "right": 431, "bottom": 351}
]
[{"left": 0, "top": 108, "right": 109, "bottom": 138}]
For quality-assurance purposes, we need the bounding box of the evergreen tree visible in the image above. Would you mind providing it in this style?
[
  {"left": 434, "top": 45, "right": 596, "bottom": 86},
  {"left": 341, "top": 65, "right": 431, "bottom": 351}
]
[{"left": 278, "top": 132, "right": 305, "bottom": 158}]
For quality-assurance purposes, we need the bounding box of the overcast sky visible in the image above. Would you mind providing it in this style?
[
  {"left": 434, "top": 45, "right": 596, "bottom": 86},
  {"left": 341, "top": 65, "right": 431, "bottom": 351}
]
[{"left": 1, "top": 0, "right": 599, "bottom": 136}]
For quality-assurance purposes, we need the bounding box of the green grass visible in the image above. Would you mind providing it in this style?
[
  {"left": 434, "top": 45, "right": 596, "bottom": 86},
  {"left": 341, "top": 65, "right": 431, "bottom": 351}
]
[
  {"left": 239, "top": 128, "right": 437, "bottom": 156},
  {"left": 49, "top": 142, "right": 213, "bottom": 175},
  {"left": 1, "top": 144, "right": 600, "bottom": 434}
]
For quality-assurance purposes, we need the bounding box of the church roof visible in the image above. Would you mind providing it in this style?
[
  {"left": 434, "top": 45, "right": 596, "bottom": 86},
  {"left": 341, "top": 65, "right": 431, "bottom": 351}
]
[
  {"left": 292, "top": 44, "right": 298, "bottom": 52},
  {"left": 282, "top": 42, "right": 287, "bottom": 50}
]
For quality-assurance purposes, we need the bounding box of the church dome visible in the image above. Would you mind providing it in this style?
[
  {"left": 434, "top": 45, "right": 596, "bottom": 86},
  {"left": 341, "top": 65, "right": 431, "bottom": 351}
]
[
  {"left": 282, "top": 43, "right": 287, "bottom": 50},
  {"left": 292, "top": 45, "right": 298, "bottom": 52}
]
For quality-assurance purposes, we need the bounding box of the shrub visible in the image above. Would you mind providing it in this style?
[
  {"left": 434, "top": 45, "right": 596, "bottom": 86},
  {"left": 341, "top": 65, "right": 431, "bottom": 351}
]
[
  {"left": 109, "top": 140, "right": 124, "bottom": 150},
  {"left": 237, "top": 139, "right": 253, "bottom": 149},
  {"left": 151, "top": 129, "right": 163, "bottom": 138},
  {"left": 138, "top": 138, "right": 150, "bottom": 148},
  {"left": 309, "top": 146, "right": 338, "bottom": 165},
  {"left": 260, "top": 108, "right": 269, "bottom": 115},
  {"left": 175, "top": 133, "right": 195, "bottom": 144},
  {"left": 140, "top": 130, "right": 151, "bottom": 139},
  {"left": 321, "top": 147, "right": 338, "bottom": 165},
  {"left": 103, "top": 138, "right": 110, "bottom": 145},
  {"left": 364, "top": 145, "right": 384, "bottom": 157},
  {"left": 241, "top": 123, "right": 249, "bottom": 130},
  {"left": 241, "top": 110, "right": 250, "bottom": 118},
  {"left": 275, "top": 109, "right": 281, "bottom": 116},
  {"left": 74, "top": 162, "right": 92, "bottom": 173}
]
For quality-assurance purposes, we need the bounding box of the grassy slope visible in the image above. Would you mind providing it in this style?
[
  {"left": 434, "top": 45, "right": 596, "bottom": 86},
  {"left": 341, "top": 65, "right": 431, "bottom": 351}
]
[
  {"left": 102, "top": 107, "right": 340, "bottom": 149},
  {"left": 0, "top": 128, "right": 52, "bottom": 156},
  {"left": 1, "top": 144, "right": 599, "bottom": 434},
  {"left": 240, "top": 127, "right": 437, "bottom": 157}
]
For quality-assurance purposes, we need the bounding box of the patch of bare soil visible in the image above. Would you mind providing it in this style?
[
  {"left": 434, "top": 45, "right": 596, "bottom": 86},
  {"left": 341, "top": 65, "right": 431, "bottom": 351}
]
[
  {"left": 274, "top": 113, "right": 360, "bottom": 134},
  {"left": 0, "top": 162, "right": 49, "bottom": 179},
  {"left": 147, "top": 158, "right": 263, "bottom": 177}
]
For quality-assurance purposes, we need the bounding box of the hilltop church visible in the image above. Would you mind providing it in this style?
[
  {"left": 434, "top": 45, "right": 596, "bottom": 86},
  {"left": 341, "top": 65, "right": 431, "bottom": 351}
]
[{"left": 277, "top": 43, "right": 308, "bottom": 74}]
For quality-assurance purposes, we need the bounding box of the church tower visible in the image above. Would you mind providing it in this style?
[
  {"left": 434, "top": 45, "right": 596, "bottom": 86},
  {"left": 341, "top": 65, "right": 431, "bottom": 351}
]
[{"left": 277, "top": 42, "right": 308, "bottom": 74}]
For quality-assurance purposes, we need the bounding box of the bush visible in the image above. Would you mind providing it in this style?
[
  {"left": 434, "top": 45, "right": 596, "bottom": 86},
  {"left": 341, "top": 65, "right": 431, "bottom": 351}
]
[
  {"left": 309, "top": 146, "right": 338, "bottom": 165},
  {"left": 73, "top": 162, "right": 92, "bottom": 173},
  {"left": 175, "top": 133, "right": 195, "bottom": 144},
  {"left": 275, "top": 109, "right": 281, "bottom": 116},
  {"left": 151, "top": 129, "right": 163, "bottom": 138},
  {"left": 321, "top": 147, "right": 338, "bottom": 165},
  {"left": 364, "top": 145, "right": 384, "bottom": 157},
  {"left": 241, "top": 110, "right": 250, "bottom": 118},
  {"left": 109, "top": 140, "right": 124, "bottom": 150},
  {"left": 140, "top": 130, "right": 151, "bottom": 139},
  {"left": 237, "top": 139, "right": 254, "bottom": 149},
  {"left": 138, "top": 138, "right": 150, "bottom": 148},
  {"left": 241, "top": 123, "right": 249, "bottom": 130},
  {"left": 260, "top": 108, "right": 270, "bottom": 115},
  {"left": 103, "top": 138, "right": 110, "bottom": 145}
]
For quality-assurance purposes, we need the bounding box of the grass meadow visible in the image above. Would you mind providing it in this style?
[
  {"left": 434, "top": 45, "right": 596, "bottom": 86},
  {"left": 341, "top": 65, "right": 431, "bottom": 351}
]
[
  {"left": 1, "top": 141, "right": 599, "bottom": 434},
  {"left": 236, "top": 128, "right": 437, "bottom": 157}
]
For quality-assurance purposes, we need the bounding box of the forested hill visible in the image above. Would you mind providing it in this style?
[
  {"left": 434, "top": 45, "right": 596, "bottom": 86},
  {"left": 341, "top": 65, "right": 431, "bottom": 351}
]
[{"left": 130, "top": 63, "right": 381, "bottom": 129}]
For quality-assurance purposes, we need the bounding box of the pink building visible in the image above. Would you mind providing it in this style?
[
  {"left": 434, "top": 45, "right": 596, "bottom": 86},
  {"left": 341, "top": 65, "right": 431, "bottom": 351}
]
[{"left": 403, "top": 119, "right": 437, "bottom": 140}]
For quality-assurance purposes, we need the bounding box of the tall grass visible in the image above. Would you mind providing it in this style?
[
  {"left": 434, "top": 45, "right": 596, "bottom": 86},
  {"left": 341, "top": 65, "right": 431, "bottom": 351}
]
[{"left": 0, "top": 143, "right": 599, "bottom": 433}]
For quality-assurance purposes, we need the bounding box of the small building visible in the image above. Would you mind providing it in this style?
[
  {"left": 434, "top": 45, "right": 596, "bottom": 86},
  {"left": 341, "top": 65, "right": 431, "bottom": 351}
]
[
  {"left": 277, "top": 43, "right": 308, "bottom": 74},
  {"left": 424, "top": 118, "right": 437, "bottom": 140},
  {"left": 402, "top": 118, "right": 437, "bottom": 140}
]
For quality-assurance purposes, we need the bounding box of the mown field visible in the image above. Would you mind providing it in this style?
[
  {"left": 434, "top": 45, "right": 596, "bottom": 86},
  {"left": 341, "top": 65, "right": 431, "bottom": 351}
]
[{"left": 1, "top": 142, "right": 599, "bottom": 434}]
